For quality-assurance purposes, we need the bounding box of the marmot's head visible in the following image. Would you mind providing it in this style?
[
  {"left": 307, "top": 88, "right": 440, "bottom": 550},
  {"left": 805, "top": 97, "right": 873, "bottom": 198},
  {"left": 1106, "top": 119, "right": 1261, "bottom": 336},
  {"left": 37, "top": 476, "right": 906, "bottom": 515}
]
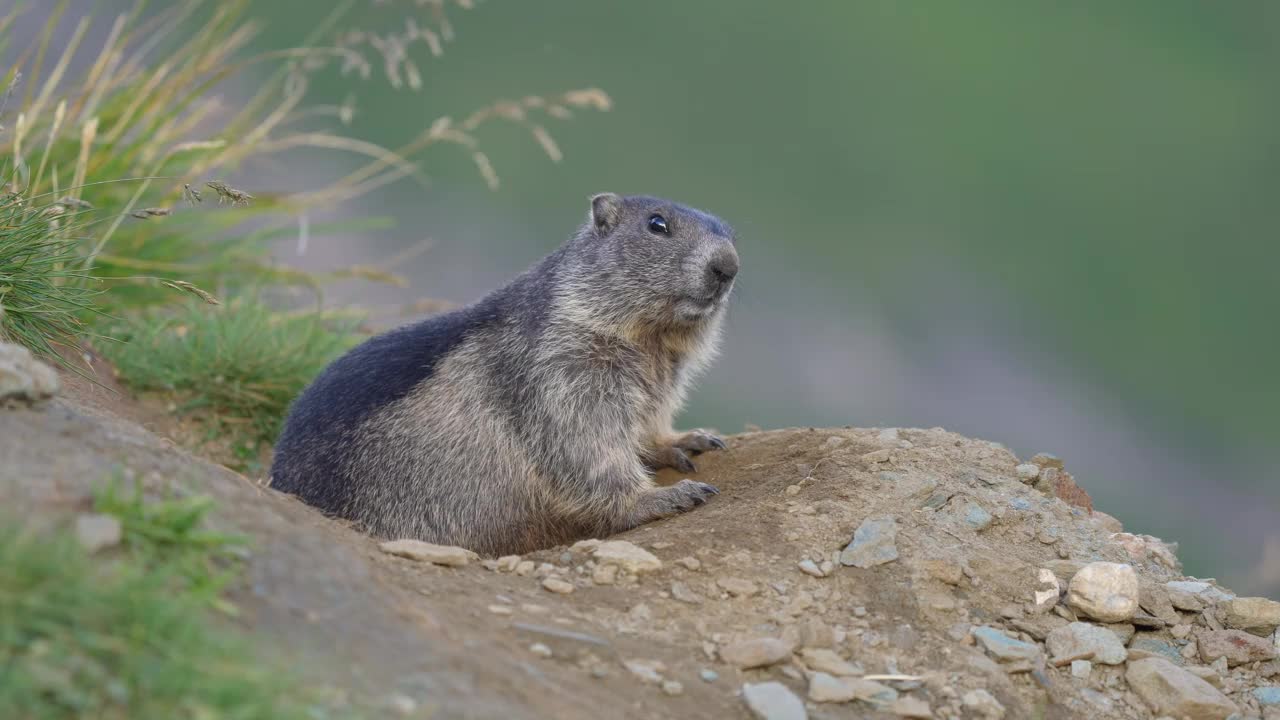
[{"left": 561, "top": 193, "right": 739, "bottom": 332}]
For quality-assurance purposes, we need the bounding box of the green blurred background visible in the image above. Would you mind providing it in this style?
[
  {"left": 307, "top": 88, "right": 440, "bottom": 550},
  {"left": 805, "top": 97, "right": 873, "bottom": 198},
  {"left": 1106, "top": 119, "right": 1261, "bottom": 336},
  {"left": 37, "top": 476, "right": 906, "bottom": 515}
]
[{"left": 124, "top": 0, "right": 1280, "bottom": 594}]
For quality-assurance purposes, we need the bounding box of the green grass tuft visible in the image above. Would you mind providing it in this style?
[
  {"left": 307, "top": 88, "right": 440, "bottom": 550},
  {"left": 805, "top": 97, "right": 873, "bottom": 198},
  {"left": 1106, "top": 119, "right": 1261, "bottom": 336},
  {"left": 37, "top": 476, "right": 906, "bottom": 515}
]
[
  {"left": 0, "top": 474, "right": 340, "bottom": 720},
  {"left": 99, "top": 297, "right": 363, "bottom": 466},
  {"left": 0, "top": 193, "right": 101, "bottom": 361}
]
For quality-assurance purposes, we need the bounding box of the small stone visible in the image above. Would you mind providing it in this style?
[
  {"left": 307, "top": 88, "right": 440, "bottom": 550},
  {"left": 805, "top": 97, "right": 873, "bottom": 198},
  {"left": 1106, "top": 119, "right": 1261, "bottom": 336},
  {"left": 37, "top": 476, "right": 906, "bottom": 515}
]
[
  {"left": 878, "top": 427, "right": 900, "bottom": 442},
  {"left": 1015, "top": 463, "right": 1041, "bottom": 481},
  {"left": 808, "top": 672, "right": 855, "bottom": 703},
  {"left": 891, "top": 695, "right": 932, "bottom": 718},
  {"left": 514, "top": 560, "right": 536, "bottom": 576},
  {"left": 671, "top": 581, "right": 701, "bottom": 604},
  {"left": 797, "top": 559, "right": 825, "bottom": 578},
  {"left": 0, "top": 342, "right": 60, "bottom": 402},
  {"left": 674, "top": 556, "right": 701, "bottom": 571},
  {"left": 378, "top": 539, "right": 477, "bottom": 566},
  {"left": 1067, "top": 562, "right": 1139, "bottom": 622},
  {"left": 1129, "top": 633, "right": 1184, "bottom": 666},
  {"left": 720, "top": 637, "right": 793, "bottom": 669},
  {"left": 717, "top": 577, "right": 760, "bottom": 597},
  {"left": 861, "top": 449, "right": 893, "bottom": 465},
  {"left": 534, "top": 562, "right": 556, "bottom": 577},
  {"left": 74, "top": 513, "right": 122, "bottom": 553},
  {"left": 819, "top": 560, "right": 835, "bottom": 576},
  {"left": 1034, "top": 568, "right": 1061, "bottom": 608},
  {"left": 624, "top": 659, "right": 665, "bottom": 684},
  {"left": 1222, "top": 597, "right": 1280, "bottom": 635},
  {"left": 962, "top": 501, "right": 993, "bottom": 531},
  {"left": 1197, "top": 629, "right": 1277, "bottom": 666},
  {"left": 495, "top": 554, "right": 522, "bottom": 571},
  {"left": 1046, "top": 622, "right": 1127, "bottom": 665},
  {"left": 1030, "top": 452, "right": 1064, "bottom": 469},
  {"left": 1171, "top": 623, "right": 1192, "bottom": 639},
  {"left": 798, "top": 647, "right": 862, "bottom": 676},
  {"left": 529, "top": 642, "right": 553, "bottom": 658},
  {"left": 591, "top": 564, "right": 618, "bottom": 585},
  {"left": 839, "top": 515, "right": 899, "bottom": 568},
  {"left": 961, "top": 689, "right": 1006, "bottom": 719},
  {"left": 1254, "top": 687, "right": 1280, "bottom": 707},
  {"left": 1139, "top": 581, "right": 1182, "bottom": 625},
  {"left": 1090, "top": 510, "right": 1124, "bottom": 533},
  {"left": 1102, "top": 622, "right": 1136, "bottom": 644},
  {"left": 487, "top": 604, "right": 513, "bottom": 616},
  {"left": 785, "top": 484, "right": 801, "bottom": 496},
  {"left": 661, "top": 680, "right": 684, "bottom": 696},
  {"left": 512, "top": 622, "right": 611, "bottom": 657},
  {"left": 541, "top": 577, "right": 575, "bottom": 594},
  {"left": 849, "top": 679, "right": 898, "bottom": 708},
  {"left": 1184, "top": 665, "right": 1224, "bottom": 688},
  {"left": 700, "top": 668, "right": 719, "bottom": 682},
  {"left": 1071, "top": 659, "right": 1091, "bottom": 678},
  {"left": 972, "top": 626, "right": 1041, "bottom": 663},
  {"left": 1166, "top": 580, "right": 1233, "bottom": 603},
  {"left": 1125, "top": 657, "right": 1239, "bottom": 720},
  {"left": 1036, "top": 528, "right": 1061, "bottom": 545},
  {"left": 592, "top": 540, "right": 662, "bottom": 573},
  {"left": 742, "top": 681, "right": 807, "bottom": 720},
  {"left": 569, "top": 539, "right": 601, "bottom": 553}
]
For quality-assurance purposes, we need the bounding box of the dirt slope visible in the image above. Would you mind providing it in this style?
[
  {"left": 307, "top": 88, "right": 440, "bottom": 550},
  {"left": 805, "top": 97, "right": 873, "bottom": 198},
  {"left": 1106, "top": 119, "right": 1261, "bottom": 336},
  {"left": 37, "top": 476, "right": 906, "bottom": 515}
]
[{"left": 2, "top": 353, "right": 1277, "bottom": 720}]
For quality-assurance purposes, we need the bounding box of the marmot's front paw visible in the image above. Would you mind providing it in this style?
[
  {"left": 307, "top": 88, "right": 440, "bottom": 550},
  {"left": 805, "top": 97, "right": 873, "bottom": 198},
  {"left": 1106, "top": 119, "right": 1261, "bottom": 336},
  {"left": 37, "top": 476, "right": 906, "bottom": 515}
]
[
  {"left": 672, "top": 429, "right": 726, "bottom": 453},
  {"left": 667, "top": 479, "right": 720, "bottom": 511}
]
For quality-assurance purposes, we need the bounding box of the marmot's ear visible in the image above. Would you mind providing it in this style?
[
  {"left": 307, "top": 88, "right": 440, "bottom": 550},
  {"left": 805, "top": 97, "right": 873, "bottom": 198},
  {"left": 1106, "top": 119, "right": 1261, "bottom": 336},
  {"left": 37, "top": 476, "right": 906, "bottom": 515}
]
[{"left": 590, "top": 193, "right": 623, "bottom": 234}]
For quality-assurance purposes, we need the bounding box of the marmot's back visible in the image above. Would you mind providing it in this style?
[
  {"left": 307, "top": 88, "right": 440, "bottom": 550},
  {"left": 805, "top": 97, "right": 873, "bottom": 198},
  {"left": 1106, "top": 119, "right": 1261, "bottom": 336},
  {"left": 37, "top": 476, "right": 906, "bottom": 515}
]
[{"left": 269, "top": 194, "right": 738, "bottom": 554}]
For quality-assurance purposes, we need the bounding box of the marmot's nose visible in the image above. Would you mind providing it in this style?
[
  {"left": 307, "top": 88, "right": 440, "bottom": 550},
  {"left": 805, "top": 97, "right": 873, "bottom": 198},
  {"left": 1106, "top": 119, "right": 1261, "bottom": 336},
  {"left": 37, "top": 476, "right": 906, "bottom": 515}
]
[{"left": 708, "top": 246, "right": 739, "bottom": 285}]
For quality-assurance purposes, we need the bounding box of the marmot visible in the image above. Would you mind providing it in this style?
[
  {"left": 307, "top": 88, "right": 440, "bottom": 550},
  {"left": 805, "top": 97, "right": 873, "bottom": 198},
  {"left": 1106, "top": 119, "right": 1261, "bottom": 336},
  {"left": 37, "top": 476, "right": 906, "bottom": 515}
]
[{"left": 269, "top": 193, "right": 739, "bottom": 555}]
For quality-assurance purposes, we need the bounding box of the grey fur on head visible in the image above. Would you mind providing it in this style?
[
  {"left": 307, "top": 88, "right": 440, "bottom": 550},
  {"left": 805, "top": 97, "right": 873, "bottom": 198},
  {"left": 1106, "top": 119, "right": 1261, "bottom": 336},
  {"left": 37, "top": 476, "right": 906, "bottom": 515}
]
[{"left": 269, "top": 193, "right": 739, "bottom": 555}]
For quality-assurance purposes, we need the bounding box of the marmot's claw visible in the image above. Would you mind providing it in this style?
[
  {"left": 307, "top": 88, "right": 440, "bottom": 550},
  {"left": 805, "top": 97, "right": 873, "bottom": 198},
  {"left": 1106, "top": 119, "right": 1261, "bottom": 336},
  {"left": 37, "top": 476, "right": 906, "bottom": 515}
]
[{"left": 673, "top": 429, "right": 726, "bottom": 454}]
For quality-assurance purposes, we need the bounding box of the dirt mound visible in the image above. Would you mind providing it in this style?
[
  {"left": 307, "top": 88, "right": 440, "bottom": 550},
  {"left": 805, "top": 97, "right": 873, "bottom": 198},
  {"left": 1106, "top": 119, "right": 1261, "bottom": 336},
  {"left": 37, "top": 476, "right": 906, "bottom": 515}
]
[{"left": 3, "top": 355, "right": 1278, "bottom": 719}]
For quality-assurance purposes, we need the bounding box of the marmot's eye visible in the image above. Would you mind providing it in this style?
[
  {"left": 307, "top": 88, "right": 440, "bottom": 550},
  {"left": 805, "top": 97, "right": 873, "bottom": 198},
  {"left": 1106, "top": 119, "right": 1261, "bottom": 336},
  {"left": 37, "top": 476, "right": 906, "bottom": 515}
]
[{"left": 647, "top": 214, "right": 670, "bottom": 236}]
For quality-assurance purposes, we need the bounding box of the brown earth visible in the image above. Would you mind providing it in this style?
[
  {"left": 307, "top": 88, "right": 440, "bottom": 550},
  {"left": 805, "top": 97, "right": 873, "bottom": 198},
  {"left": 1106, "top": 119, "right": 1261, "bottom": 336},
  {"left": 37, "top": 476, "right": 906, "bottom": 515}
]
[{"left": 3, "top": 354, "right": 1278, "bottom": 720}]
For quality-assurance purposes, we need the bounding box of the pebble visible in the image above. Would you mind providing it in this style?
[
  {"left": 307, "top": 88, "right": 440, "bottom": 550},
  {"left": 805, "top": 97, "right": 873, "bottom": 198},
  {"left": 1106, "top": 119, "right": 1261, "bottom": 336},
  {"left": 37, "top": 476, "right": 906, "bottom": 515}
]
[
  {"left": 962, "top": 502, "right": 993, "bottom": 531},
  {"left": 514, "top": 560, "right": 536, "bottom": 576},
  {"left": 797, "top": 559, "right": 825, "bottom": 578},
  {"left": 890, "top": 695, "right": 932, "bottom": 718},
  {"left": 1045, "top": 622, "right": 1127, "bottom": 665},
  {"left": 1254, "top": 686, "right": 1280, "bottom": 707},
  {"left": 742, "top": 681, "right": 807, "bottom": 720},
  {"left": 1034, "top": 568, "right": 1060, "bottom": 608},
  {"left": 670, "top": 581, "right": 701, "bottom": 604},
  {"left": 487, "top": 604, "right": 513, "bottom": 616},
  {"left": 377, "top": 539, "right": 477, "bottom": 567},
  {"left": 1129, "top": 633, "right": 1184, "bottom": 666},
  {"left": 839, "top": 515, "right": 899, "bottom": 568},
  {"left": 661, "top": 680, "right": 684, "bottom": 696},
  {"left": 717, "top": 577, "right": 760, "bottom": 597},
  {"left": 808, "top": 672, "right": 855, "bottom": 703},
  {"left": 675, "top": 556, "right": 701, "bottom": 571},
  {"left": 541, "top": 577, "right": 575, "bottom": 594},
  {"left": 591, "top": 564, "right": 618, "bottom": 585},
  {"left": 961, "top": 689, "right": 1006, "bottom": 719},
  {"left": 74, "top": 513, "right": 123, "bottom": 553},
  {"left": 861, "top": 449, "right": 893, "bottom": 465},
  {"left": 1197, "top": 629, "right": 1277, "bottom": 666},
  {"left": 1067, "top": 562, "right": 1138, "bottom": 622},
  {"left": 1222, "top": 597, "right": 1280, "bottom": 635},
  {"left": 848, "top": 679, "right": 898, "bottom": 708},
  {"left": 1071, "top": 659, "right": 1092, "bottom": 678},
  {"left": 720, "top": 637, "right": 793, "bottom": 669},
  {"left": 972, "top": 626, "right": 1042, "bottom": 663},
  {"left": 1125, "top": 657, "right": 1239, "bottom": 719},
  {"left": 624, "top": 659, "right": 665, "bottom": 684},
  {"left": 1166, "top": 580, "right": 1234, "bottom": 603},
  {"left": 785, "top": 484, "right": 801, "bottom": 496},
  {"left": 1015, "top": 463, "right": 1041, "bottom": 481},
  {"left": 592, "top": 540, "right": 662, "bottom": 573},
  {"left": 529, "top": 642, "right": 553, "bottom": 658},
  {"left": 0, "top": 342, "right": 60, "bottom": 402},
  {"left": 700, "top": 669, "right": 719, "bottom": 683},
  {"left": 798, "top": 647, "right": 862, "bottom": 676}
]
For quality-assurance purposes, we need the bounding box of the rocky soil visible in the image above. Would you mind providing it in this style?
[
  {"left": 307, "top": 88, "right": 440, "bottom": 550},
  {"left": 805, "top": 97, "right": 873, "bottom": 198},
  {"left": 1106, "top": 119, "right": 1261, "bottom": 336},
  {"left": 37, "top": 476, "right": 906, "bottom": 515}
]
[{"left": 2, "top": 340, "right": 1278, "bottom": 720}]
